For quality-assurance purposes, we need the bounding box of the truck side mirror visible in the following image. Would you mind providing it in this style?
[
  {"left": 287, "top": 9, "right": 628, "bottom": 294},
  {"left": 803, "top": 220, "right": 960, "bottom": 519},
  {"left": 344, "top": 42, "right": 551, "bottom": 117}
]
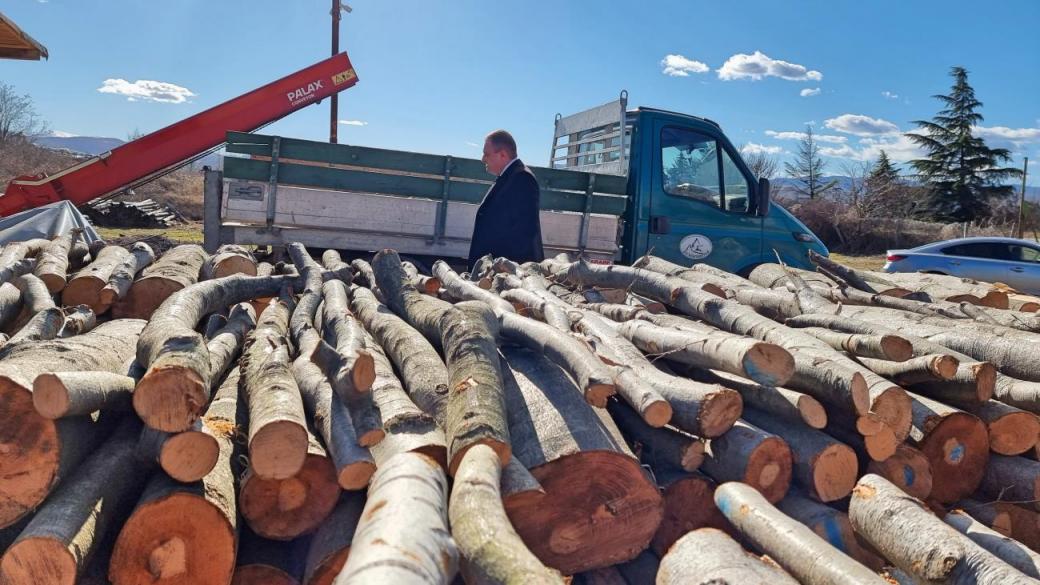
[{"left": 756, "top": 177, "right": 771, "bottom": 218}]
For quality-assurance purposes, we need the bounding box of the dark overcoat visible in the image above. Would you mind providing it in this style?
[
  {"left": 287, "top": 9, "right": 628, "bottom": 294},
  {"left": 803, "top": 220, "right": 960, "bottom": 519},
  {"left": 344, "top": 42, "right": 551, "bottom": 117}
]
[{"left": 468, "top": 159, "right": 544, "bottom": 268}]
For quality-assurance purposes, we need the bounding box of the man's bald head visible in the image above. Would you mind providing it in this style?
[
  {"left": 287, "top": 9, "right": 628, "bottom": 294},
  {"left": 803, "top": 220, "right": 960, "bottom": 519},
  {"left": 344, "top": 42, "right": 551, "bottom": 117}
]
[{"left": 482, "top": 129, "right": 518, "bottom": 176}]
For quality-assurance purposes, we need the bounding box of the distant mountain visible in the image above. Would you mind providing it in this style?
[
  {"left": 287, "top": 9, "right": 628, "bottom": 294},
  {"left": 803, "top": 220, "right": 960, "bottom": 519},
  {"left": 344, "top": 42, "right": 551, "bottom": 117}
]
[
  {"left": 772, "top": 176, "right": 1040, "bottom": 201},
  {"left": 32, "top": 134, "right": 126, "bottom": 156}
]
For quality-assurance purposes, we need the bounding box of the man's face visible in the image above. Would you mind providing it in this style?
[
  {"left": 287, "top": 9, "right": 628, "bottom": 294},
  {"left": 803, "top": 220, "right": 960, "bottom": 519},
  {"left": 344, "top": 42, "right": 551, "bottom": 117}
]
[{"left": 482, "top": 139, "right": 510, "bottom": 176}]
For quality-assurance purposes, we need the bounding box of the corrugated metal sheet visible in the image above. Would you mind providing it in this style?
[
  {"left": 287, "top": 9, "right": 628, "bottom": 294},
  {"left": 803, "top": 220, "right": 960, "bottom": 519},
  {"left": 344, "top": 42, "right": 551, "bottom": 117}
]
[{"left": 0, "top": 11, "right": 48, "bottom": 60}]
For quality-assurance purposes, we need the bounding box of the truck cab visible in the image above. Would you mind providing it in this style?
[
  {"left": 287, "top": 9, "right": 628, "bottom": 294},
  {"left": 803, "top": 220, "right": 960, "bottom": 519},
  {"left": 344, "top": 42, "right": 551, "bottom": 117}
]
[{"left": 550, "top": 94, "right": 827, "bottom": 273}]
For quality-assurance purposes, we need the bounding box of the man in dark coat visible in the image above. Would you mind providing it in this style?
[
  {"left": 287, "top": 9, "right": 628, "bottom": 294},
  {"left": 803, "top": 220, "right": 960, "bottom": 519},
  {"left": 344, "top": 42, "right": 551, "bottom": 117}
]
[{"left": 468, "top": 129, "right": 544, "bottom": 269}]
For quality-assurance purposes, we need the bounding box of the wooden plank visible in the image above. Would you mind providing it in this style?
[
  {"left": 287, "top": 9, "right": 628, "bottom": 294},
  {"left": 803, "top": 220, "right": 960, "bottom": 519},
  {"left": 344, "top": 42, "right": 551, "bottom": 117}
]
[
  {"left": 221, "top": 180, "right": 620, "bottom": 254},
  {"left": 225, "top": 131, "right": 629, "bottom": 195}
]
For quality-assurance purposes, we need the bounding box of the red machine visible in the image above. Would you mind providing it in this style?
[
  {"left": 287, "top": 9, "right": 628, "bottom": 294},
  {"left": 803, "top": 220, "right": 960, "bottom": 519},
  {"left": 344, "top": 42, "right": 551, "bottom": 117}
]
[{"left": 0, "top": 52, "right": 359, "bottom": 216}]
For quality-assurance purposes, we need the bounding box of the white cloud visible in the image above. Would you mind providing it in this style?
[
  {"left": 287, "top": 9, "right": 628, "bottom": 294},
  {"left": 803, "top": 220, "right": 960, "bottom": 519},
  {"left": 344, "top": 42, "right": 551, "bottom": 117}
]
[
  {"left": 97, "top": 79, "right": 195, "bottom": 103},
  {"left": 824, "top": 114, "right": 900, "bottom": 136},
  {"left": 717, "top": 51, "right": 822, "bottom": 82},
  {"left": 740, "top": 142, "right": 784, "bottom": 155},
  {"left": 765, "top": 130, "right": 847, "bottom": 144},
  {"left": 881, "top": 91, "right": 899, "bottom": 99},
  {"left": 49, "top": 130, "right": 78, "bottom": 138},
  {"left": 660, "top": 54, "right": 709, "bottom": 77},
  {"left": 820, "top": 134, "right": 926, "bottom": 163},
  {"left": 338, "top": 119, "right": 368, "bottom": 126},
  {"left": 800, "top": 88, "right": 821, "bottom": 97},
  {"left": 972, "top": 125, "right": 1040, "bottom": 145}
]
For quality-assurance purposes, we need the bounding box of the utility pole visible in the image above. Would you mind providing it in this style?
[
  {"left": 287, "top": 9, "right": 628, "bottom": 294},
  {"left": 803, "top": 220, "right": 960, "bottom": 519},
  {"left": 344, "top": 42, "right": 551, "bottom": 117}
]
[
  {"left": 329, "top": 1, "right": 351, "bottom": 144},
  {"left": 1018, "top": 157, "right": 1030, "bottom": 239}
]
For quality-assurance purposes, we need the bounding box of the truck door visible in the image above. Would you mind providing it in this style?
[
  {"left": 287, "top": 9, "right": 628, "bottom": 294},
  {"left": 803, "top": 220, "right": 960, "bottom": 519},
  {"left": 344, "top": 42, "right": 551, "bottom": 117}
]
[{"left": 647, "top": 122, "right": 762, "bottom": 272}]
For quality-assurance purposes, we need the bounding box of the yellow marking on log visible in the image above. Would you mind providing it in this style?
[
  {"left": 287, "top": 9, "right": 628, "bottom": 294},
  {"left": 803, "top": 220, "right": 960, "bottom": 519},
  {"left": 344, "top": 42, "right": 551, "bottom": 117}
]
[
  {"left": 853, "top": 484, "right": 877, "bottom": 499},
  {"left": 453, "top": 377, "right": 479, "bottom": 393}
]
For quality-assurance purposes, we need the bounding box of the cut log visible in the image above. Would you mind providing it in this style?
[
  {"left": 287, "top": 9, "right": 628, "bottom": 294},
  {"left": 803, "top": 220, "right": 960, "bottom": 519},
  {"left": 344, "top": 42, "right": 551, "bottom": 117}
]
[
  {"left": 945, "top": 509, "right": 1040, "bottom": 578},
  {"left": 108, "top": 367, "right": 244, "bottom": 585},
  {"left": 98, "top": 242, "right": 156, "bottom": 312},
  {"left": 231, "top": 527, "right": 307, "bottom": 585},
  {"left": 33, "top": 371, "right": 137, "bottom": 419},
  {"left": 794, "top": 327, "right": 913, "bottom": 361},
  {"left": 742, "top": 408, "right": 858, "bottom": 502},
  {"left": 0, "top": 281, "right": 22, "bottom": 331},
  {"left": 714, "top": 481, "right": 885, "bottom": 584},
  {"left": 201, "top": 244, "right": 257, "bottom": 280},
  {"left": 857, "top": 353, "right": 960, "bottom": 385},
  {"left": 6, "top": 306, "right": 63, "bottom": 345},
  {"left": 777, "top": 491, "right": 886, "bottom": 571},
  {"left": 302, "top": 492, "right": 365, "bottom": 585},
  {"left": 0, "top": 319, "right": 146, "bottom": 529},
  {"left": 0, "top": 418, "right": 148, "bottom": 585},
  {"left": 866, "top": 443, "right": 933, "bottom": 500},
  {"left": 977, "top": 454, "right": 1040, "bottom": 512},
  {"left": 701, "top": 420, "right": 793, "bottom": 503},
  {"left": 138, "top": 422, "right": 218, "bottom": 484},
  {"left": 34, "top": 228, "right": 82, "bottom": 293},
  {"left": 450, "top": 444, "right": 562, "bottom": 584},
  {"left": 0, "top": 238, "right": 49, "bottom": 285},
  {"left": 240, "top": 428, "right": 340, "bottom": 540},
  {"left": 649, "top": 469, "right": 729, "bottom": 557},
  {"left": 7, "top": 272, "right": 56, "bottom": 334},
  {"left": 575, "top": 310, "right": 740, "bottom": 437},
  {"left": 371, "top": 249, "right": 455, "bottom": 348},
  {"left": 134, "top": 269, "right": 291, "bottom": 433},
  {"left": 57, "top": 305, "right": 96, "bottom": 338},
  {"left": 365, "top": 328, "right": 447, "bottom": 469},
  {"left": 957, "top": 497, "right": 1040, "bottom": 552},
  {"left": 112, "top": 244, "right": 208, "bottom": 320},
  {"left": 807, "top": 249, "right": 883, "bottom": 293},
  {"left": 314, "top": 279, "right": 375, "bottom": 394},
  {"left": 500, "top": 287, "right": 573, "bottom": 333},
  {"left": 967, "top": 400, "right": 1040, "bottom": 456},
  {"left": 402, "top": 260, "right": 440, "bottom": 294},
  {"left": 907, "top": 392, "right": 990, "bottom": 504},
  {"left": 290, "top": 248, "right": 377, "bottom": 489},
  {"left": 618, "top": 319, "right": 795, "bottom": 387},
  {"left": 657, "top": 527, "right": 800, "bottom": 585},
  {"left": 849, "top": 473, "right": 1034, "bottom": 585},
  {"left": 691, "top": 369, "right": 826, "bottom": 429},
  {"left": 249, "top": 261, "right": 276, "bottom": 316},
  {"left": 500, "top": 347, "right": 663, "bottom": 574},
  {"left": 433, "top": 259, "right": 515, "bottom": 315},
  {"left": 823, "top": 409, "right": 898, "bottom": 462},
  {"left": 207, "top": 302, "right": 257, "bottom": 382},
  {"left": 241, "top": 295, "right": 310, "bottom": 480},
  {"left": 61, "top": 245, "right": 131, "bottom": 312},
  {"left": 608, "top": 399, "right": 704, "bottom": 472},
  {"left": 499, "top": 311, "right": 616, "bottom": 406},
  {"left": 350, "top": 285, "right": 449, "bottom": 425},
  {"left": 334, "top": 452, "right": 459, "bottom": 584}
]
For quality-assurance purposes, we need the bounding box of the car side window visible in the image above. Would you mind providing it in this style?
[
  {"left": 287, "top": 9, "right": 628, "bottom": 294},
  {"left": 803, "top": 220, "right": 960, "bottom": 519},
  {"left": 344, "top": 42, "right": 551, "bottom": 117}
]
[
  {"left": 720, "top": 147, "right": 750, "bottom": 213},
  {"left": 942, "top": 242, "right": 1014, "bottom": 260},
  {"left": 1011, "top": 245, "right": 1040, "bottom": 263},
  {"left": 661, "top": 126, "right": 721, "bottom": 207}
]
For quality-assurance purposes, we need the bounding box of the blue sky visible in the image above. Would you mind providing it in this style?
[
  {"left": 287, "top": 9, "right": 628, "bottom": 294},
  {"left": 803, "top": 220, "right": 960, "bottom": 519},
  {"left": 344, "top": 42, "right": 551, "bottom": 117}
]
[{"left": 4, "top": 0, "right": 1039, "bottom": 184}]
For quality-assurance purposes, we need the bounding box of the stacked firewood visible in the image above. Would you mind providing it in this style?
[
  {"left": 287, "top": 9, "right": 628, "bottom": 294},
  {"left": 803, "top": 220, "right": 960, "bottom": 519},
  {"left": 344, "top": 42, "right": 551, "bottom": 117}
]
[
  {"left": 86, "top": 198, "right": 181, "bottom": 228},
  {"left": 3, "top": 231, "right": 1040, "bottom": 585}
]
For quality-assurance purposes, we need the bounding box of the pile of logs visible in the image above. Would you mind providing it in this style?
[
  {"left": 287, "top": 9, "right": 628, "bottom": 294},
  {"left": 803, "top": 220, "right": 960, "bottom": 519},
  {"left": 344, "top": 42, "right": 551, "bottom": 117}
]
[
  {"left": 86, "top": 198, "right": 182, "bottom": 228},
  {"left": 4, "top": 232, "right": 1040, "bottom": 584}
]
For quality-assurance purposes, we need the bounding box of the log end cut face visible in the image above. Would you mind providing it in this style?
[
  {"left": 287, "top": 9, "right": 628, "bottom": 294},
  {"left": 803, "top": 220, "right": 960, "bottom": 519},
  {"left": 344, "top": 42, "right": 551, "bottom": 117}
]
[
  {"left": 742, "top": 342, "right": 795, "bottom": 387},
  {"left": 698, "top": 388, "right": 743, "bottom": 439},
  {"left": 109, "top": 492, "right": 235, "bottom": 585},
  {"left": 31, "top": 373, "right": 71, "bottom": 420},
  {"left": 230, "top": 565, "right": 296, "bottom": 585},
  {"left": 0, "top": 378, "right": 60, "bottom": 528},
  {"left": 811, "top": 443, "right": 859, "bottom": 502},
  {"left": 651, "top": 475, "right": 727, "bottom": 556},
  {"left": 921, "top": 413, "right": 989, "bottom": 504},
  {"left": 988, "top": 411, "right": 1040, "bottom": 456},
  {"left": 305, "top": 547, "right": 349, "bottom": 585},
  {"left": 744, "top": 436, "right": 793, "bottom": 504},
  {"left": 133, "top": 366, "right": 208, "bottom": 433},
  {"left": 240, "top": 454, "right": 340, "bottom": 540},
  {"left": 161, "top": 431, "right": 220, "bottom": 483},
  {"left": 504, "top": 450, "right": 662, "bottom": 575},
  {"left": 248, "top": 420, "right": 310, "bottom": 480},
  {"left": 113, "top": 279, "right": 186, "bottom": 321},
  {"left": 1, "top": 536, "right": 78, "bottom": 585}
]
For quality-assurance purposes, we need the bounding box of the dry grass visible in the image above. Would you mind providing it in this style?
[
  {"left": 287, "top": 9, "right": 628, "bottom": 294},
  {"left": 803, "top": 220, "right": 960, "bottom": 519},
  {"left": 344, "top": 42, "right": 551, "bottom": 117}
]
[
  {"left": 829, "top": 253, "right": 886, "bottom": 271},
  {"left": 96, "top": 223, "right": 204, "bottom": 244}
]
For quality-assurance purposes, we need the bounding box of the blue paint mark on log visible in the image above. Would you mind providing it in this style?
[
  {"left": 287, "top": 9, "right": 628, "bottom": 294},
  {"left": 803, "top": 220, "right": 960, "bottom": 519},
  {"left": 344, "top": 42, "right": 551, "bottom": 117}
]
[
  {"left": 950, "top": 442, "right": 965, "bottom": 464},
  {"left": 823, "top": 517, "right": 847, "bottom": 553},
  {"left": 903, "top": 464, "right": 915, "bottom": 487}
]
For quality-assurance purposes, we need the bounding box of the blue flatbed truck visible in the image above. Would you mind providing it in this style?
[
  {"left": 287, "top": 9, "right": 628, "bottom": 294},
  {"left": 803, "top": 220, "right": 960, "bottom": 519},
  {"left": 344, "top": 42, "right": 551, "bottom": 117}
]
[{"left": 205, "top": 92, "right": 827, "bottom": 272}]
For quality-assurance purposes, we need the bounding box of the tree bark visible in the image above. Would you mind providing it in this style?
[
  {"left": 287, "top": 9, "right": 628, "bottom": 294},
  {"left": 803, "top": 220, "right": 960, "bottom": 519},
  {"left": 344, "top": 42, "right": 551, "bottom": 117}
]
[
  {"left": 966, "top": 400, "right": 1040, "bottom": 455},
  {"left": 956, "top": 497, "right": 1040, "bottom": 552},
  {"left": 433, "top": 259, "right": 515, "bottom": 315},
  {"left": 0, "top": 281, "right": 22, "bottom": 331},
  {"left": 112, "top": 244, "right": 208, "bottom": 320},
  {"left": 777, "top": 491, "right": 886, "bottom": 571},
  {"left": 0, "top": 238, "right": 49, "bottom": 285},
  {"left": 57, "top": 305, "right": 96, "bottom": 338},
  {"left": 500, "top": 347, "right": 663, "bottom": 574},
  {"left": 945, "top": 509, "right": 1040, "bottom": 579},
  {"left": 231, "top": 527, "right": 307, "bottom": 585},
  {"left": 201, "top": 244, "right": 257, "bottom": 280},
  {"left": 977, "top": 454, "right": 1040, "bottom": 512},
  {"left": 0, "top": 418, "right": 149, "bottom": 585},
  {"left": 907, "top": 392, "right": 990, "bottom": 503},
  {"left": 633, "top": 253, "right": 758, "bottom": 292},
  {"left": 618, "top": 319, "right": 794, "bottom": 387},
  {"left": 0, "top": 318, "right": 145, "bottom": 529},
  {"left": 656, "top": 528, "right": 800, "bottom": 585},
  {"left": 849, "top": 473, "right": 1034, "bottom": 584},
  {"left": 371, "top": 249, "right": 454, "bottom": 349},
  {"left": 701, "top": 420, "right": 792, "bottom": 504},
  {"left": 866, "top": 443, "right": 933, "bottom": 500},
  {"left": 607, "top": 399, "right": 704, "bottom": 472},
  {"left": 314, "top": 279, "right": 376, "bottom": 395},
  {"left": 98, "top": 242, "right": 155, "bottom": 312},
  {"left": 32, "top": 371, "right": 137, "bottom": 419},
  {"left": 108, "top": 367, "right": 244, "bottom": 585},
  {"left": 302, "top": 492, "right": 365, "bottom": 585},
  {"left": 34, "top": 228, "right": 82, "bottom": 293},
  {"left": 334, "top": 452, "right": 459, "bottom": 584},
  {"left": 742, "top": 408, "right": 858, "bottom": 503},
  {"left": 62, "top": 245, "right": 131, "bottom": 313},
  {"left": 239, "top": 428, "right": 340, "bottom": 540},
  {"left": 500, "top": 287, "right": 573, "bottom": 332},
  {"left": 857, "top": 354, "right": 959, "bottom": 385},
  {"left": 715, "top": 481, "right": 885, "bottom": 584},
  {"left": 795, "top": 326, "right": 912, "bottom": 361},
  {"left": 691, "top": 369, "right": 826, "bottom": 429},
  {"left": 449, "top": 444, "right": 563, "bottom": 584},
  {"left": 7, "top": 272, "right": 56, "bottom": 334}
]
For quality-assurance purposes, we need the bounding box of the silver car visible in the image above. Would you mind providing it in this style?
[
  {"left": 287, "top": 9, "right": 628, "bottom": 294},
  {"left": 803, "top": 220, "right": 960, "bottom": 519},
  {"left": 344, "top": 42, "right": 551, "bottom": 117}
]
[{"left": 883, "top": 237, "right": 1040, "bottom": 294}]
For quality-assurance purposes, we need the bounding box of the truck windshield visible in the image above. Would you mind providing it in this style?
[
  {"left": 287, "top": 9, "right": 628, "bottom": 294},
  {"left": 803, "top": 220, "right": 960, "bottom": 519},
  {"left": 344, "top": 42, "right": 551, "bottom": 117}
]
[{"left": 661, "top": 126, "right": 749, "bottom": 213}]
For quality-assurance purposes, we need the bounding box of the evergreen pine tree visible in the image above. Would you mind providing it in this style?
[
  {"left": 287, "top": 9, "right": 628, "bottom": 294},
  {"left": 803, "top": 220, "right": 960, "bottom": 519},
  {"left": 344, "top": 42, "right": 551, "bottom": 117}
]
[
  {"left": 906, "top": 66, "right": 1022, "bottom": 222},
  {"left": 784, "top": 126, "right": 837, "bottom": 199}
]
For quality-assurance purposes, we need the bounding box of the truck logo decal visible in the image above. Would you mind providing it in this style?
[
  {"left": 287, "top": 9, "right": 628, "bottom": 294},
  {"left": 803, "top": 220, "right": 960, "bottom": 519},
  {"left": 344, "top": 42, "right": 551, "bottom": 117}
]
[
  {"left": 332, "top": 69, "right": 357, "bottom": 86},
  {"left": 286, "top": 80, "right": 325, "bottom": 106},
  {"left": 680, "top": 234, "right": 713, "bottom": 260}
]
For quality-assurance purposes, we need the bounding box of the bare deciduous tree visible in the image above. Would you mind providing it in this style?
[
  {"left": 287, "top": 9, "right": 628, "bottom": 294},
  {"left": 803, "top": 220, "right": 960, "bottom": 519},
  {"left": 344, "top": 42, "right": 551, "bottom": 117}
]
[
  {"left": 741, "top": 147, "right": 780, "bottom": 180},
  {"left": 0, "top": 83, "right": 48, "bottom": 144}
]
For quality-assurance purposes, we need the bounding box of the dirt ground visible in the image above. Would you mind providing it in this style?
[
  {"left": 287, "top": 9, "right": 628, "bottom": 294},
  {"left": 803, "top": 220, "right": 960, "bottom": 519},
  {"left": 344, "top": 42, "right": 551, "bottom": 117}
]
[{"left": 828, "top": 253, "right": 887, "bottom": 271}]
